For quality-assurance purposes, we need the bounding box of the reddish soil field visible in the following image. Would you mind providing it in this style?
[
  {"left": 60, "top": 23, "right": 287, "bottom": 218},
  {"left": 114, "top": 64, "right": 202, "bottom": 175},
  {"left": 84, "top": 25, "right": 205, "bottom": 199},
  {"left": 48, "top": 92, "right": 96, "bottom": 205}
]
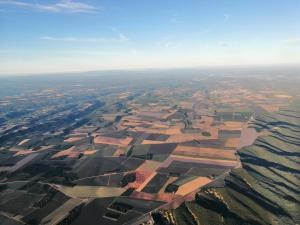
[
  {"left": 94, "top": 136, "right": 133, "bottom": 146},
  {"left": 173, "top": 145, "right": 237, "bottom": 160},
  {"left": 238, "top": 127, "right": 259, "bottom": 149},
  {"left": 141, "top": 140, "right": 166, "bottom": 145},
  {"left": 83, "top": 150, "right": 97, "bottom": 155},
  {"left": 161, "top": 155, "right": 238, "bottom": 168},
  {"left": 13, "top": 150, "right": 33, "bottom": 156},
  {"left": 134, "top": 171, "right": 157, "bottom": 191},
  {"left": 130, "top": 191, "right": 175, "bottom": 202}
]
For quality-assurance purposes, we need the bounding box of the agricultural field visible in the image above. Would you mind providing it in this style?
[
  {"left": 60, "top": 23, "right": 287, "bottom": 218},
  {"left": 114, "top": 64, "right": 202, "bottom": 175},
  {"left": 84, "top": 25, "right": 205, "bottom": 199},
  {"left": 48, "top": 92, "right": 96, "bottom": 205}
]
[
  {"left": 151, "top": 101, "right": 300, "bottom": 225},
  {"left": 0, "top": 69, "right": 299, "bottom": 225}
]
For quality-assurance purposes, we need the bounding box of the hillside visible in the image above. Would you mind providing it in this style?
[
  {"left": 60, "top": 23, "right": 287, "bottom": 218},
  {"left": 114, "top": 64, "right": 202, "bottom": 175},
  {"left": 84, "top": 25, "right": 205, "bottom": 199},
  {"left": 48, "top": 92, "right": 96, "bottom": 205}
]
[{"left": 153, "top": 102, "right": 300, "bottom": 225}]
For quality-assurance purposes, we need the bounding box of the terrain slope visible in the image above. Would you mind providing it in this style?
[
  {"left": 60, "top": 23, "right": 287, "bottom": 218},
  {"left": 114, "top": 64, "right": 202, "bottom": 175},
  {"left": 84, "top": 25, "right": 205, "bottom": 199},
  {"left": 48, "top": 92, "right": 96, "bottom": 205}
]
[{"left": 153, "top": 102, "right": 300, "bottom": 225}]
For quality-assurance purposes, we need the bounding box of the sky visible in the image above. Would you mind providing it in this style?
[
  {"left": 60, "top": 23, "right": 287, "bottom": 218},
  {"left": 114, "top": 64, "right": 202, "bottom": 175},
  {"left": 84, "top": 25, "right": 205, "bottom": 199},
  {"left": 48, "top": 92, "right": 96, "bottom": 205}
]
[{"left": 0, "top": 0, "right": 299, "bottom": 75}]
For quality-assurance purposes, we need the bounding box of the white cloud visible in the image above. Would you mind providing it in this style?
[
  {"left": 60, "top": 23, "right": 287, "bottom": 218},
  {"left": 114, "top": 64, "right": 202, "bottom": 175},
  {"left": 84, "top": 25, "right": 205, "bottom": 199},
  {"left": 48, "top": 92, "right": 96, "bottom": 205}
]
[
  {"left": 40, "top": 33, "right": 129, "bottom": 43},
  {"left": 52, "top": 50, "right": 123, "bottom": 56},
  {"left": 0, "top": 0, "right": 99, "bottom": 13}
]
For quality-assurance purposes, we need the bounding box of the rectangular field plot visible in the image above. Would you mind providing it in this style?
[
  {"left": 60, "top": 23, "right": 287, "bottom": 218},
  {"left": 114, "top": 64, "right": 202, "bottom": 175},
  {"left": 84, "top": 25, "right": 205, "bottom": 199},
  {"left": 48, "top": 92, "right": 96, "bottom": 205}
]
[
  {"left": 94, "top": 136, "right": 133, "bottom": 146},
  {"left": 159, "top": 160, "right": 234, "bottom": 177},
  {"left": 56, "top": 185, "right": 126, "bottom": 198},
  {"left": 141, "top": 173, "right": 169, "bottom": 193},
  {"left": 173, "top": 145, "right": 237, "bottom": 160},
  {"left": 218, "top": 130, "right": 241, "bottom": 139},
  {"left": 73, "top": 157, "right": 144, "bottom": 178},
  {"left": 128, "top": 143, "right": 177, "bottom": 161}
]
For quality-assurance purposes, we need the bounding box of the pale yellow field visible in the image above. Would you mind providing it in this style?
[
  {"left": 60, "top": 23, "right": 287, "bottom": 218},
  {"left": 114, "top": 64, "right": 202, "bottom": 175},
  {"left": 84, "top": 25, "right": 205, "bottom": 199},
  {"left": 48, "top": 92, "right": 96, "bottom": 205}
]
[
  {"left": 176, "top": 177, "right": 212, "bottom": 195},
  {"left": 18, "top": 139, "right": 30, "bottom": 145},
  {"left": 274, "top": 94, "right": 292, "bottom": 99},
  {"left": 56, "top": 185, "right": 126, "bottom": 198}
]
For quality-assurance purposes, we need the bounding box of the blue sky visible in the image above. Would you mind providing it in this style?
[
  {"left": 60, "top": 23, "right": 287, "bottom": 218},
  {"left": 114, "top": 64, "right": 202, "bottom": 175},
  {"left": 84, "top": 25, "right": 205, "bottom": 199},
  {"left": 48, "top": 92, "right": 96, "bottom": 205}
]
[{"left": 0, "top": 0, "right": 299, "bottom": 75}]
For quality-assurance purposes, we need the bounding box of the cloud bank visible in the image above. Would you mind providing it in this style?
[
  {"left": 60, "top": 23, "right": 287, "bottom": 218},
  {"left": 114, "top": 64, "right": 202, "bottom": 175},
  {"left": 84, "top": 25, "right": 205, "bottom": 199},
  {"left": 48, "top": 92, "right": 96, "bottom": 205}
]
[
  {"left": 40, "top": 33, "right": 129, "bottom": 43},
  {"left": 0, "top": 0, "right": 99, "bottom": 13}
]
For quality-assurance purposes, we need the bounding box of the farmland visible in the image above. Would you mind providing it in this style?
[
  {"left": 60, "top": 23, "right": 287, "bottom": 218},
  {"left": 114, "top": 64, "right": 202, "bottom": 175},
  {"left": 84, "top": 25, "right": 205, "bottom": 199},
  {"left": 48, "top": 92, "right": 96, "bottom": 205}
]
[
  {"left": 152, "top": 101, "right": 300, "bottom": 225},
  {"left": 0, "top": 68, "right": 299, "bottom": 225}
]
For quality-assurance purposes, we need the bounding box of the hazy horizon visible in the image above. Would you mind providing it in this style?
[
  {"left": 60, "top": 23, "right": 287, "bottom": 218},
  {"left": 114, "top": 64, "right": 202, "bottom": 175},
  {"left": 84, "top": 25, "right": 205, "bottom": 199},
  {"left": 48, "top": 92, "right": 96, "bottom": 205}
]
[
  {"left": 0, "top": 63, "right": 299, "bottom": 78},
  {"left": 1, "top": 0, "right": 300, "bottom": 75}
]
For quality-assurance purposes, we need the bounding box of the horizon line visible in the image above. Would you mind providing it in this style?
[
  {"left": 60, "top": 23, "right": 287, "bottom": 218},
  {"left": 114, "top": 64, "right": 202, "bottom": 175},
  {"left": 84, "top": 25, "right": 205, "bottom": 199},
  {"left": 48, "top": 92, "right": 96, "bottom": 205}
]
[{"left": 0, "top": 62, "right": 299, "bottom": 78}]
